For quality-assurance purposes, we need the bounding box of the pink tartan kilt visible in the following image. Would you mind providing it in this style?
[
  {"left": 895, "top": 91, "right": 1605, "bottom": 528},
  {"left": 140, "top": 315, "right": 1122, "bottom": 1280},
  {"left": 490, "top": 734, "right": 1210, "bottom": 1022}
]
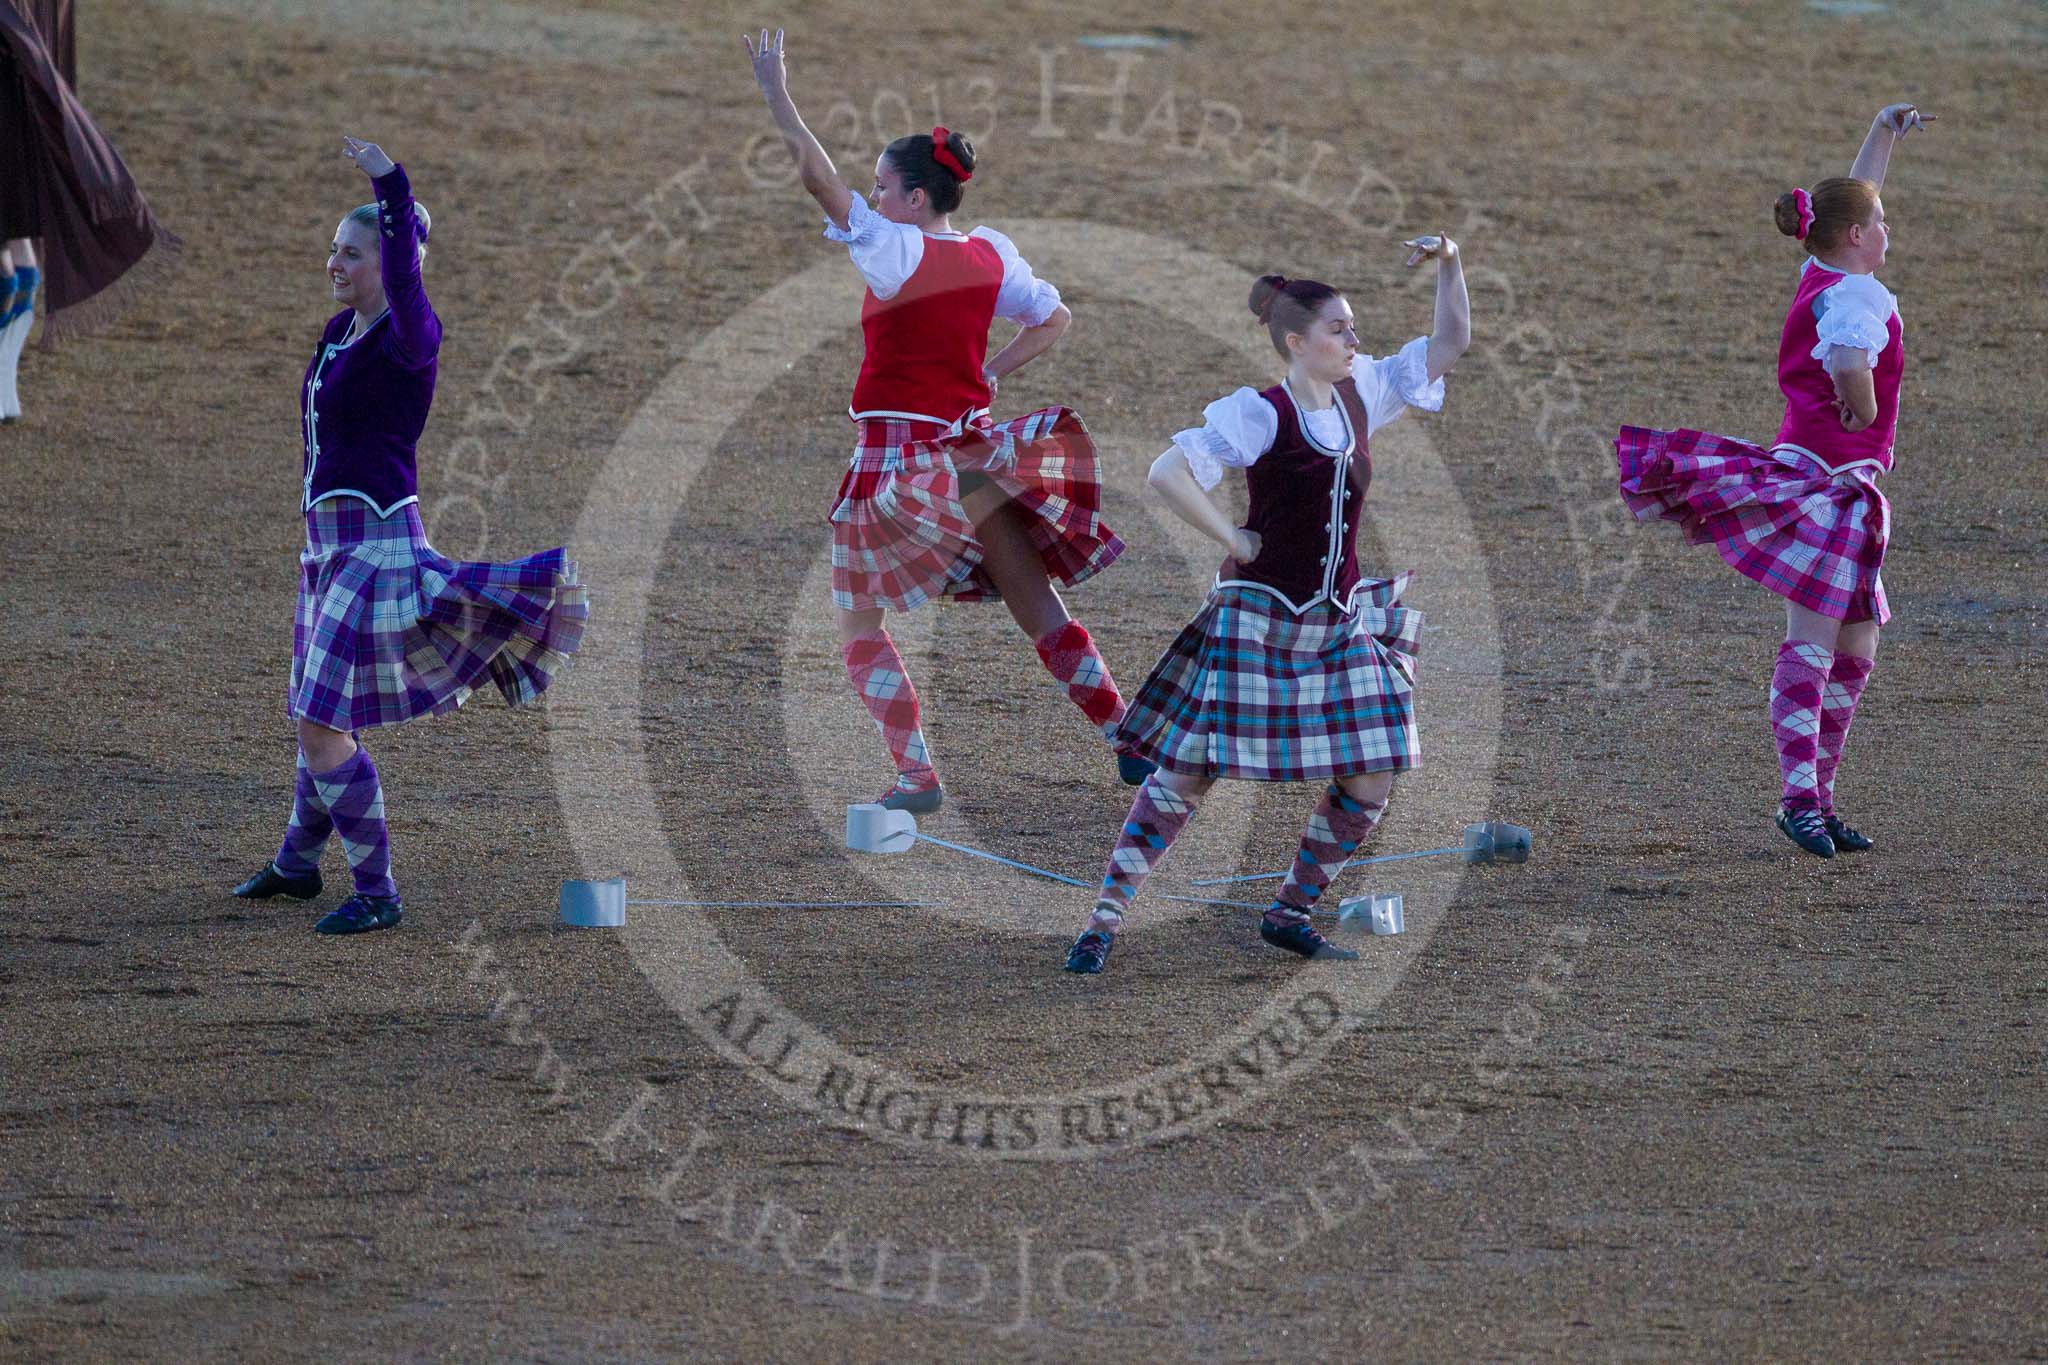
[
  {"left": 828, "top": 407, "right": 1125, "bottom": 612},
  {"left": 1615, "top": 426, "right": 1891, "bottom": 625}
]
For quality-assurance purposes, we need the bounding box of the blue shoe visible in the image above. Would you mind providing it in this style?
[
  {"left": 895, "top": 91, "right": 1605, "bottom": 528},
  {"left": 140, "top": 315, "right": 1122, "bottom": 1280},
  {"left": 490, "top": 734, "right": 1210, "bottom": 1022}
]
[
  {"left": 232, "top": 861, "right": 323, "bottom": 901},
  {"left": 1258, "top": 910, "right": 1358, "bottom": 961},
  {"left": 314, "top": 893, "right": 403, "bottom": 935},
  {"left": 1064, "top": 929, "right": 1115, "bottom": 974},
  {"left": 1116, "top": 752, "right": 1156, "bottom": 786}
]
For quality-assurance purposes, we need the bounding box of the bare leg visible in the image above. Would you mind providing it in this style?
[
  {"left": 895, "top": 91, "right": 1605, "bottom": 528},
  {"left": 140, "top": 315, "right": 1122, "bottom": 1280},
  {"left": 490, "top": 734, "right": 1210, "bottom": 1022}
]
[
  {"left": 297, "top": 718, "right": 358, "bottom": 772},
  {"left": 836, "top": 604, "right": 885, "bottom": 647},
  {"left": 961, "top": 477, "right": 1070, "bottom": 639},
  {"left": 1335, "top": 769, "right": 1395, "bottom": 808},
  {"left": 1785, "top": 599, "right": 1844, "bottom": 651},
  {"left": 1836, "top": 616, "right": 1880, "bottom": 662}
]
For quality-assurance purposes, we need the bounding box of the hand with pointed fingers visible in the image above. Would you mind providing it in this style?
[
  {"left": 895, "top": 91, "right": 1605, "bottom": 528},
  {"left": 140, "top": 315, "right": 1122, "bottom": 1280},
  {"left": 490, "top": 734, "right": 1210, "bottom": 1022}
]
[
  {"left": 1401, "top": 234, "right": 1459, "bottom": 269},
  {"left": 342, "top": 136, "right": 395, "bottom": 178}
]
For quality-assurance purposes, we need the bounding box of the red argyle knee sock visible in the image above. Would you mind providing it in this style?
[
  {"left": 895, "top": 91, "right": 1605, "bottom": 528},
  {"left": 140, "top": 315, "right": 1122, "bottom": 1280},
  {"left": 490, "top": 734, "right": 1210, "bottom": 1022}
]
[
  {"left": 1770, "top": 640, "right": 1833, "bottom": 813},
  {"left": 1034, "top": 621, "right": 1127, "bottom": 742},
  {"left": 272, "top": 749, "right": 334, "bottom": 876},
  {"left": 1272, "top": 783, "right": 1389, "bottom": 918},
  {"left": 1088, "top": 775, "right": 1199, "bottom": 933},
  {"left": 843, "top": 630, "right": 937, "bottom": 791},
  {"left": 1815, "top": 652, "right": 1874, "bottom": 816},
  {"left": 310, "top": 746, "right": 397, "bottom": 899}
]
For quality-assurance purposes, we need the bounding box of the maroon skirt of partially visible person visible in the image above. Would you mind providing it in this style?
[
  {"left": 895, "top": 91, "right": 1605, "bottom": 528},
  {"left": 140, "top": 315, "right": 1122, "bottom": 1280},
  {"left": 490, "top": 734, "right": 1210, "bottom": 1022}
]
[{"left": 0, "top": 46, "right": 40, "bottom": 239}]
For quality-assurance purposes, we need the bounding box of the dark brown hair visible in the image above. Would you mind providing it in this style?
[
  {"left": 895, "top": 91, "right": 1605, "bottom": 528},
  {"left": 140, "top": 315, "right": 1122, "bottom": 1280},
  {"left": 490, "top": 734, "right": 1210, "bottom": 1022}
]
[
  {"left": 882, "top": 130, "right": 977, "bottom": 214},
  {"left": 1774, "top": 177, "right": 1878, "bottom": 255},
  {"left": 1247, "top": 274, "right": 1342, "bottom": 358}
]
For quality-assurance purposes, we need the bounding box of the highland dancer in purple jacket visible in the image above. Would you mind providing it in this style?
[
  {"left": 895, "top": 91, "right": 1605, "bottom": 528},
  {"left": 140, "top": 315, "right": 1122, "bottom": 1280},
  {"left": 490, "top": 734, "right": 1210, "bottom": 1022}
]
[
  {"left": 231, "top": 137, "right": 587, "bottom": 935},
  {"left": 1064, "top": 240, "right": 1470, "bottom": 973}
]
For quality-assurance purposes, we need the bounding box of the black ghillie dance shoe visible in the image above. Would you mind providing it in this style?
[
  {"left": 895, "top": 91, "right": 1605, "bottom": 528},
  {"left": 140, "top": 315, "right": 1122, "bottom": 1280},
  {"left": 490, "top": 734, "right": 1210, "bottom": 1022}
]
[
  {"left": 1258, "top": 909, "right": 1359, "bottom": 961},
  {"left": 1775, "top": 806, "right": 1836, "bottom": 860},
  {"left": 1823, "top": 814, "right": 1873, "bottom": 852},
  {"left": 1064, "top": 929, "right": 1115, "bottom": 974},
  {"left": 232, "top": 862, "right": 323, "bottom": 901},
  {"left": 314, "top": 894, "right": 404, "bottom": 935}
]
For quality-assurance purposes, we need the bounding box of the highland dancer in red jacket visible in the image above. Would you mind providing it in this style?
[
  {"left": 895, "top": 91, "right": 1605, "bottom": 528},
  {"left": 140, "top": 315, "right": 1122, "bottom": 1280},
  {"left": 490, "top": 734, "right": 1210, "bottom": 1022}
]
[{"left": 746, "top": 27, "right": 1147, "bottom": 813}]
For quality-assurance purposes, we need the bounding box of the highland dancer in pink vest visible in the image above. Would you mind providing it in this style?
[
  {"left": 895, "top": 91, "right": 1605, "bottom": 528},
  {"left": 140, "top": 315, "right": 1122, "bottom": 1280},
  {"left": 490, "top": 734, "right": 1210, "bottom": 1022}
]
[
  {"left": 1064, "top": 246, "right": 1471, "bottom": 973},
  {"left": 1615, "top": 103, "right": 1935, "bottom": 860},
  {"left": 746, "top": 28, "right": 1145, "bottom": 813}
]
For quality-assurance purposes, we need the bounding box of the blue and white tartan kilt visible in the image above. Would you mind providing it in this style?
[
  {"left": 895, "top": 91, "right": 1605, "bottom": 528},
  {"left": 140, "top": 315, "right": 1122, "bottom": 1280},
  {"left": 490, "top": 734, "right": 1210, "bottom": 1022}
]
[{"left": 1113, "top": 574, "right": 1423, "bottom": 782}]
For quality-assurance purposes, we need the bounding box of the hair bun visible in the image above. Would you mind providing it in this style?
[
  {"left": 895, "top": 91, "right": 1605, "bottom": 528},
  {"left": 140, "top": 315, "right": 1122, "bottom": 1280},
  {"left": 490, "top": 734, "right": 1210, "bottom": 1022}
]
[
  {"left": 1771, "top": 190, "right": 1804, "bottom": 239},
  {"left": 1248, "top": 273, "right": 1290, "bottom": 324},
  {"left": 943, "top": 129, "right": 976, "bottom": 177}
]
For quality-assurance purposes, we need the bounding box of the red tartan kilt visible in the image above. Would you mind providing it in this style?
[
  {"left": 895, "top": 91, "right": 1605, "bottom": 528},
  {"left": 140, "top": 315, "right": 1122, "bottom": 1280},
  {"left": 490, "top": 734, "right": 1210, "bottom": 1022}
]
[
  {"left": 1615, "top": 425, "right": 1891, "bottom": 625},
  {"left": 828, "top": 407, "right": 1125, "bottom": 612}
]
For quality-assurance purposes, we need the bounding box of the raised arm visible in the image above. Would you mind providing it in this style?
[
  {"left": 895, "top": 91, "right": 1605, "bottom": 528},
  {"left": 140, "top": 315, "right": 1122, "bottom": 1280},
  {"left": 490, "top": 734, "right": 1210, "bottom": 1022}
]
[
  {"left": 345, "top": 136, "right": 441, "bottom": 367},
  {"left": 1848, "top": 103, "right": 1935, "bottom": 191},
  {"left": 745, "top": 27, "right": 854, "bottom": 231},
  {"left": 1404, "top": 235, "right": 1470, "bottom": 383}
]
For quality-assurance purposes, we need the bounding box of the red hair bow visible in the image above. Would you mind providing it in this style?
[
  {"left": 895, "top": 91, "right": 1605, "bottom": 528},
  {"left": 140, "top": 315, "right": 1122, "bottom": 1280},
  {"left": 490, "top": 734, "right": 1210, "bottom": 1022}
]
[{"left": 930, "top": 126, "right": 971, "bottom": 182}]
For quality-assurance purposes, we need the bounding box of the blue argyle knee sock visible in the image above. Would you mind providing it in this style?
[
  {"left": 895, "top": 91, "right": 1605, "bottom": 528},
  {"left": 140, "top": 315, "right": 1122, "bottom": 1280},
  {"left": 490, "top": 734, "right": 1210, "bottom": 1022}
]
[
  {"left": 1086, "top": 775, "right": 1199, "bottom": 934},
  {"left": 1269, "top": 783, "right": 1387, "bottom": 922}
]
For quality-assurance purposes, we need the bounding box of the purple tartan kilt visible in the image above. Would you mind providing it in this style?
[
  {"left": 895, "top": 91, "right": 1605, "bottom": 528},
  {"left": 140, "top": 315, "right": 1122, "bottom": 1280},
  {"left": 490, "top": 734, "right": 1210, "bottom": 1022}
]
[
  {"left": 288, "top": 500, "right": 589, "bottom": 732},
  {"left": 1113, "top": 575, "right": 1424, "bottom": 782},
  {"left": 1615, "top": 426, "right": 1891, "bottom": 624},
  {"left": 828, "top": 406, "right": 1125, "bottom": 612}
]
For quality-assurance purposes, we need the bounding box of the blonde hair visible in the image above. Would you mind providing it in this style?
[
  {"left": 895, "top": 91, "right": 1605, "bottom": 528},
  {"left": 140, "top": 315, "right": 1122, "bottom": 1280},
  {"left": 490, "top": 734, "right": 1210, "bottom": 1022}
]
[{"left": 345, "top": 199, "right": 433, "bottom": 264}]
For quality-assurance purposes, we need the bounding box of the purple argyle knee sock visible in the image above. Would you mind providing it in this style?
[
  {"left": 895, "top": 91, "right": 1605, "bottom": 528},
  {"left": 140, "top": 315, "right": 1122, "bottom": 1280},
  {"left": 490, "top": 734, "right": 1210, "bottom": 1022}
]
[
  {"left": 310, "top": 747, "right": 397, "bottom": 899},
  {"left": 272, "top": 750, "right": 334, "bottom": 876}
]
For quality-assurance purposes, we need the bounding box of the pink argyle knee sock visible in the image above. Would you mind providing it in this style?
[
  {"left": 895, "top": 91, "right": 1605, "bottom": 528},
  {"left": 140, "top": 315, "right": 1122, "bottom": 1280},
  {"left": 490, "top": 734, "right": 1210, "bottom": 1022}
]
[
  {"left": 1815, "top": 651, "right": 1875, "bottom": 815},
  {"left": 843, "top": 630, "right": 938, "bottom": 791},
  {"left": 1770, "top": 640, "right": 1833, "bottom": 813},
  {"left": 1034, "top": 620, "right": 1127, "bottom": 742}
]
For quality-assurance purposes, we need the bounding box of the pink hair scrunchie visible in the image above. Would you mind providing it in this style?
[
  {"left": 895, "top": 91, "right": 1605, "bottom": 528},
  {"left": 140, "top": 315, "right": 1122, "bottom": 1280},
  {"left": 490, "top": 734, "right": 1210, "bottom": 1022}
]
[{"left": 1792, "top": 187, "right": 1815, "bottom": 241}]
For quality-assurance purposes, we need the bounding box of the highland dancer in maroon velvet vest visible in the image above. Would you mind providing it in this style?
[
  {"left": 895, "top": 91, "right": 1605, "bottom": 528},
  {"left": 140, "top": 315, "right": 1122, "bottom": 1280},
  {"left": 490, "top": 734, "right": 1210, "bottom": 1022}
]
[
  {"left": 1615, "top": 103, "right": 1935, "bottom": 860},
  {"left": 1064, "top": 245, "right": 1471, "bottom": 973},
  {"left": 746, "top": 28, "right": 1146, "bottom": 814},
  {"left": 229, "top": 137, "right": 587, "bottom": 935}
]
